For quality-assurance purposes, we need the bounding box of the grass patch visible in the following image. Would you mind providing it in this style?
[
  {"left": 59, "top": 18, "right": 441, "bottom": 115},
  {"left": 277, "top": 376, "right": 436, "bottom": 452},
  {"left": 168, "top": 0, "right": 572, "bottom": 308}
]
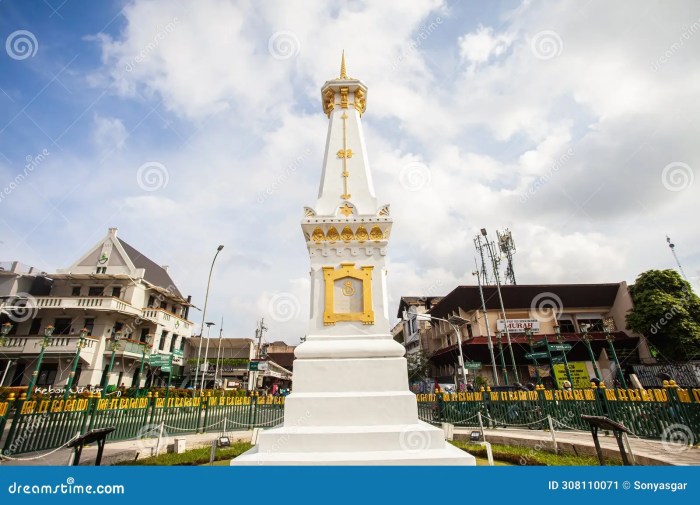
[
  {"left": 116, "top": 443, "right": 252, "bottom": 466},
  {"left": 451, "top": 441, "right": 621, "bottom": 466}
]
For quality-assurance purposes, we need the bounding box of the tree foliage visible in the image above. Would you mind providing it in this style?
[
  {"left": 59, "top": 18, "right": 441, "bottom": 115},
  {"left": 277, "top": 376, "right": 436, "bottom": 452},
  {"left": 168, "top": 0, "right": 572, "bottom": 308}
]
[
  {"left": 626, "top": 269, "right": 700, "bottom": 361},
  {"left": 406, "top": 350, "right": 432, "bottom": 381}
]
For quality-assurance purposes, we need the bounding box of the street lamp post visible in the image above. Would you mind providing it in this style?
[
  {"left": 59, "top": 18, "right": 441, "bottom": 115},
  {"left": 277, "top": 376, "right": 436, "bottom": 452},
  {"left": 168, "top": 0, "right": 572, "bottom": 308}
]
[
  {"left": 137, "top": 333, "right": 153, "bottom": 394},
  {"left": 495, "top": 331, "right": 509, "bottom": 385},
  {"left": 199, "top": 322, "right": 216, "bottom": 394},
  {"left": 414, "top": 314, "right": 468, "bottom": 388},
  {"left": 214, "top": 323, "right": 224, "bottom": 389},
  {"left": 553, "top": 324, "right": 574, "bottom": 387},
  {"left": 193, "top": 245, "right": 224, "bottom": 395},
  {"left": 604, "top": 326, "right": 627, "bottom": 388},
  {"left": 580, "top": 324, "right": 602, "bottom": 381},
  {"left": 0, "top": 322, "right": 13, "bottom": 387},
  {"left": 64, "top": 328, "right": 88, "bottom": 400},
  {"left": 102, "top": 331, "right": 123, "bottom": 398},
  {"left": 524, "top": 328, "right": 542, "bottom": 385},
  {"left": 27, "top": 325, "right": 55, "bottom": 400},
  {"left": 481, "top": 229, "right": 519, "bottom": 382}
]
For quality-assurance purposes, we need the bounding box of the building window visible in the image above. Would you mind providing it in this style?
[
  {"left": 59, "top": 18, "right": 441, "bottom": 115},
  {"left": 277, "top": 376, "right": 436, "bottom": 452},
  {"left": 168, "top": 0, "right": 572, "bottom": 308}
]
[
  {"left": 53, "top": 318, "right": 72, "bottom": 335},
  {"left": 96, "top": 267, "right": 107, "bottom": 274},
  {"left": 140, "top": 328, "right": 150, "bottom": 343},
  {"left": 111, "top": 286, "right": 121, "bottom": 298},
  {"left": 148, "top": 295, "right": 155, "bottom": 308},
  {"left": 578, "top": 318, "right": 605, "bottom": 332},
  {"left": 71, "top": 286, "right": 81, "bottom": 296},
  {"left": 558, "top": 319, "right": 576, "bottom": 333},
  {"left": 88, "top": 286, "right": 103, "bottom": 296},
  {"left": 29, "top": 318, "right": 42, "bottom": 335},
  {"left": 159, "top": 331, "right": 168, "bottom": 351},
  {"left": 170, "top": 334, "right": 178, "bottom": 352},
  {"left": 37, "top": 364, "right": 58, "bottom": 386},
  {"left": 84, "top": 318, "right": 94, "bottom": 335}
]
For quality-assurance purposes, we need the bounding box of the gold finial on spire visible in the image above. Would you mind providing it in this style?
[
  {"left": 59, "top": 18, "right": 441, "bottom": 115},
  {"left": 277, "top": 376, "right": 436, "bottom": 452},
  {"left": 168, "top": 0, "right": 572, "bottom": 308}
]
[{"left": 340, "top": 50, "right": 348, "bottom": 79}]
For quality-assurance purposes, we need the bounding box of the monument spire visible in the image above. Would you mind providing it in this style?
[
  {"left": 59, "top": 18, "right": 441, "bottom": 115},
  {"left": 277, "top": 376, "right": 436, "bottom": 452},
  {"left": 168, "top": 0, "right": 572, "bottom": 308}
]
[
  {"left": 315, "top": 55, "right": 373, "bottom": 216},
  {"left": 339, "top": 50, "right": 348, "bottom": 79}
]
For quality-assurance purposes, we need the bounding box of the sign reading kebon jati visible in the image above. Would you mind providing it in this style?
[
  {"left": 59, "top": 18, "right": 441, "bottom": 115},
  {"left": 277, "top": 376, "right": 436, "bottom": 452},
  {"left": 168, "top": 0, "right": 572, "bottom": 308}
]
[{"left": 496, "top": 319, "right": 540, "bottom": 332}]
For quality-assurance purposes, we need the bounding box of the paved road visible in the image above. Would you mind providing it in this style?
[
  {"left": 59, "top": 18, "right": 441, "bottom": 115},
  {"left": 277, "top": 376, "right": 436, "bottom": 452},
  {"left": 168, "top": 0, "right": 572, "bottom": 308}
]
[
  {"left": 455, "top": 427, "right": 700, "bottom": 466},
  {"left": 2, "top": 427, "right": 697, "bottom": 466}
]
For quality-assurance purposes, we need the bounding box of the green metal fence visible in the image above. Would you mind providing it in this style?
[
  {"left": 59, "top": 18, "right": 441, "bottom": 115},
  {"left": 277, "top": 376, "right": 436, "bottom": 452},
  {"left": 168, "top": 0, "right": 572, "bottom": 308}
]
[
  {"left": 0, "top": 394, "right": 286, "bottom": 456},
  {"left": 417, "top": 385, "right": 700, "bottom": 440}
]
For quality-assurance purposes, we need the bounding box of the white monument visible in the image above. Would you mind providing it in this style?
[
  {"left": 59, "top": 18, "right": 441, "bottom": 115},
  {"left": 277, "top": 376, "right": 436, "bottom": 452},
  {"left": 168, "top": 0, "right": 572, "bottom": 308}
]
[{"left": 232, "top": 54, "right": 475, "bottom": 465}]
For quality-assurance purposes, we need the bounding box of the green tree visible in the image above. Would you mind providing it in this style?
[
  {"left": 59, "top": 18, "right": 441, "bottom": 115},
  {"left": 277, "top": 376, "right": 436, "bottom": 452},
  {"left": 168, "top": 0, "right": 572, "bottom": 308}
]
[
  {"left": 626, "top": 269, "right": 700, "bottom": 361},
  {"left": 406, "top": 350, "right": 432, "bottom": 381}
]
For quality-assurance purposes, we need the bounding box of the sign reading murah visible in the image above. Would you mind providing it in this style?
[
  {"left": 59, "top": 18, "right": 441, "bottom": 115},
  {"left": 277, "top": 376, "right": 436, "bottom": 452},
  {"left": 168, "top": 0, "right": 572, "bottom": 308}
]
[
  {"left": 322, "top": 262, "right": 374, "bottom": 325},
  {"left": 496, "top": 318, "right": 540, "bottom": 333}
]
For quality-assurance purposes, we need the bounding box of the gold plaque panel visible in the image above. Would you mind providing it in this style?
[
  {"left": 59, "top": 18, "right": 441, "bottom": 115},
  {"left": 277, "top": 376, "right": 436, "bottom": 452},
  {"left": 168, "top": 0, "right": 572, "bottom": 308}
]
[{"left": 323, "top": 262, "right": 374, "bottom": 325}]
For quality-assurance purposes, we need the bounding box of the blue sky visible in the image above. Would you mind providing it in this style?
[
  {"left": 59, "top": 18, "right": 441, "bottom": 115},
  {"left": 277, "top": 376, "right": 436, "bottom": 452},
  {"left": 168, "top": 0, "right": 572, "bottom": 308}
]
[{"left": 1, "top": 0, "right": 699, "bottom": 344}]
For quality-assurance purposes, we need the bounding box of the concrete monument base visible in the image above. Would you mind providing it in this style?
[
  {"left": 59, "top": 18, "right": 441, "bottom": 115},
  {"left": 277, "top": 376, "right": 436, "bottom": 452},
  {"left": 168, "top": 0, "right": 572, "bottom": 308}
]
[{"left": 231, "top": 348, "right": 476, "bottom": 466}]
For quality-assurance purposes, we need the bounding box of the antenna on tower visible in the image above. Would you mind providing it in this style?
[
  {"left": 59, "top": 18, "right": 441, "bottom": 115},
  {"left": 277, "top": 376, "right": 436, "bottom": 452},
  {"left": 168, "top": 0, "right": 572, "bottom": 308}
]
[
  {"left": 666, "top": 235, "right": 688, "bottom": 281},
  {"left": 497, "top": 228, "right": 517, "bottom": 285},
  {"left": 474, "top": 233, "right": 492, "bottom": 285}
]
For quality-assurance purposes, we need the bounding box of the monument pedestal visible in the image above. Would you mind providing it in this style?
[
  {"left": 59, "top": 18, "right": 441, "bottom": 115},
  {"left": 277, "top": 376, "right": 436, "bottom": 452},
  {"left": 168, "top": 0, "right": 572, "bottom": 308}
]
[{"left": 232, "top": 339, "right": 475, "bottom": 465}]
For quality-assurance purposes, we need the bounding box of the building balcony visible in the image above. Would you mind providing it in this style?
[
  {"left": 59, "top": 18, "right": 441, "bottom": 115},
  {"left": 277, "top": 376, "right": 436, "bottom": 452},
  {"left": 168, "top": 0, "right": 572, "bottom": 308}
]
[
  {"left": 141, "top": 308, "right": 194, "bottom": 335},
  {"left": 0, "top": 334, "right": 99, "bottom": 358},
  {"left": 34, "top": 296, "right": 142, "bottom": 317}
]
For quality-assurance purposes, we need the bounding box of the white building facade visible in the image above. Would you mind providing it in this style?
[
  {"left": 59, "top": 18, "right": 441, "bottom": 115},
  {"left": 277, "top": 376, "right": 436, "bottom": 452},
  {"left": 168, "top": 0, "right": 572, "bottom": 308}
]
[{"left": 0, "top": 228, "right": 194, "bottom": 390}]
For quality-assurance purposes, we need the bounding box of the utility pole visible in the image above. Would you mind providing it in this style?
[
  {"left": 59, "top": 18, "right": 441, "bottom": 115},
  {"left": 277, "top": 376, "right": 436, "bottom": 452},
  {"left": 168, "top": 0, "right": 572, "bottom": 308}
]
[
  {"left": 481, "top": 228, "right": 520, "bottom": 383},
  {"left": 666, "top": 235, "right": 688, "bottom": 281},
  {"left": 250, "top": 318, "right": 267, "bottom": 392},
  {"left": 473, "top": 259, "right": 499, "bottom": 385}
]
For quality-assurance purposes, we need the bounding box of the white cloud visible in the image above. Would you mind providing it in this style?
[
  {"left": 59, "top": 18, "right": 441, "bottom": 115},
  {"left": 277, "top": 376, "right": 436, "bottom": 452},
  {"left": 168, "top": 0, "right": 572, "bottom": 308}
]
[
  {"left": 92, "top": 114, "right": 128, "bottom": 151},
  {"left": 459, "top": 25, "right": 514, "bottom": 66}
]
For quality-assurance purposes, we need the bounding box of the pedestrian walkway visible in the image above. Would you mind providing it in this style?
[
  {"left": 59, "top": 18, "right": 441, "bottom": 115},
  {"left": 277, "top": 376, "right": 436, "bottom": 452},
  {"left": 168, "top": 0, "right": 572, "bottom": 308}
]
[
  {"left": 454, "top": 427, "right": 700, "bottom": 465},
  {"left": 0, "top": 430, "right": 253, "bottom": 466}
]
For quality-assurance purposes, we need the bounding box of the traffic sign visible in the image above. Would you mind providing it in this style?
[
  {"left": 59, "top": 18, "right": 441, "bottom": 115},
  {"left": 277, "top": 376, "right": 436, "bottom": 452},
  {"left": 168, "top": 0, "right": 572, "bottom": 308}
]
[
  {"left": 532, "top": 338, "right": 548, "bottom": 348},
  {"left": 549, "top": 343, "right": 572, "bottom": 352},
  {"left": 550, "top": 356, "right": 566, "bottom": 364},
  {"left": 525, "top": 352, "right": 548, "bottom": 360},
  {"left": 463, "top": 362, "right": 482, "bottom": 370}
]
